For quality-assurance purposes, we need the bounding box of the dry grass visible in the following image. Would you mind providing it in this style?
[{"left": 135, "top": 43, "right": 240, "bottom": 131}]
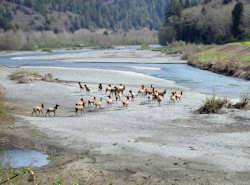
[
  {"left": 8, "top": 70, "right": 41, "bottom": 81},
  {"left": 0, "top": 86, "right": 12, "bottom": 123},
  {"left": 197, "top": 95, "right": 228, "bottom": 114}
]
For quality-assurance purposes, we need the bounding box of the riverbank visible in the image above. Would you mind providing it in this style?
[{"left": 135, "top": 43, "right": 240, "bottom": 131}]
[
  {"left": 160, "top": 41, "right": 250, "bottom": 80},
  {"left": 187, "top": 42, "right": 250, "bottom": 80},
  {"left": 1, "top": 65, "right": 250, "bottom": 184}
]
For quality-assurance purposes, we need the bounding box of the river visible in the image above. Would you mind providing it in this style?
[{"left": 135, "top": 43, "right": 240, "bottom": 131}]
[{"left": 0, "top": 48, "right": 249, "bottom": 98}]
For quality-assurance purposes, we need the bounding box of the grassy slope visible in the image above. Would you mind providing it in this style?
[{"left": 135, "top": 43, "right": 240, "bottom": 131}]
[{"left": 187, "top": 42, "right": 250, "bottom": 80}]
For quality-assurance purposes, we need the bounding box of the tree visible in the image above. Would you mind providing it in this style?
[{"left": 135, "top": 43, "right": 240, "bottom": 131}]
[
  {"left": 164, "top": 1, "right": 183, "bottom": 24},
  {"left": 201, "top": 7, "right": 207, "bottom": 16},
  {"left": 223, "top": 0, "right": 232, "bottom": 5},
  {"left": 158, "top": 26, "right": 176, "bottom": 45},
  {"left": 232, "top": 1, "right": 244, "bottom": 39}
]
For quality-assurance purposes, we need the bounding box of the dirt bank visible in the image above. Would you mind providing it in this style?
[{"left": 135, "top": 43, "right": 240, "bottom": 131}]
[{"left": 1, "top": 66, "right": 250, "bottom": 184}]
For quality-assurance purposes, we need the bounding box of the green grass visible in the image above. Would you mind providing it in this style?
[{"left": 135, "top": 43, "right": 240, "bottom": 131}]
[
  {"left": 231, "top": 41, "right": 250, "bottom": 46},
  {"left": 8, "top": 70, "right": 41, "bottom": 80},
  {"left": 198, "top": 53, "right": 227, "bottom": 63},
  {"left": 160, "top": 47, "right": 179, "bottom": 54},
  {"left": 243, "top": 56, "right": 250, "bottom": 63}
]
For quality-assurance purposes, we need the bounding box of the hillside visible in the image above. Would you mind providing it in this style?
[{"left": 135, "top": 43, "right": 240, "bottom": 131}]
[
  {"left": 159, "top": 0, "right": 250, "bottom": 45},
  {"left": 0, "top": 0, "right": 170, "bottom": 33}
]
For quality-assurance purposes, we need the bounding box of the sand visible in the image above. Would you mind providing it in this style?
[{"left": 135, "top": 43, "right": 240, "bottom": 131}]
[
  {"left": 10, "top": 49, "right": 186, "bottom": 64},
  {"left": 1, "top": 64, "right": 250, "bottom": 184}
]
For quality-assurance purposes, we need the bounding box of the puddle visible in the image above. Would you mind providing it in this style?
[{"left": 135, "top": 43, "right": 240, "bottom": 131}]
[{"left": 0, "top": 149, "right": 50, "bottom": 168}]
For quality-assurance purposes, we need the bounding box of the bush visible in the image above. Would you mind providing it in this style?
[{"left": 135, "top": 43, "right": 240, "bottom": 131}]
[
  {"left": 227, "top": 97, "right": 249, "bottom": 110},
  {"left": 197, "top": 95, "right": 228, "bottom": 114}
]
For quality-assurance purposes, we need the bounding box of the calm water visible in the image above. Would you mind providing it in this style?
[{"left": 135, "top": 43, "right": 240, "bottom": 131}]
[
  {"left": 0, "top": 149, "right": 49, "bottom": 168},
  {"left": 0, "top": 49, "right": 250, "bottom": 98}
]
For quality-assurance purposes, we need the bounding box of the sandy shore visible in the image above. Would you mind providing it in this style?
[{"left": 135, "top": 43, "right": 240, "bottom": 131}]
[
  {"left": 1, "top": 66, "right": 250, "bottom": 184},
  {"left": 10, "top": 49, "right": 186, "bottom": 64}
]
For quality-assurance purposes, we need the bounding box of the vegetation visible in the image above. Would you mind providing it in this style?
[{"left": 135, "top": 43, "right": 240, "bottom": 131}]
[
  {"left": 197, "top": 95, "right": 228, "bottom": 114},
  {"left": 159, "top": 0, "right": 250, "bottom": 45},
  {"left": 232, "top": 1, "right": 244, "bottom": 39},
  {"left": 187, "top": 42, "right": 250, "bottom": 80},
  {"left": 227, "top": 97, "right": 249, "bottom": 110},
  {"left": 198, "top": 53, "right": 227, "bottom": 63},
  {"left": 0, "top": 0, "right": 170, "bottom": 32},
  {"left": 0, "top": 86, "right": 11, "bottom": 123},
  {"left": 159, "top": 41, "right": 215, "bottom": 61},
  {"left": 198, "top": 94, "right": 250, "bottom": 114},
  {"left": 0, "top": 29, "right": 158, "bottom": 51},
  {"left": 8, "top": 70, "right": 41, "bottom": 81}
]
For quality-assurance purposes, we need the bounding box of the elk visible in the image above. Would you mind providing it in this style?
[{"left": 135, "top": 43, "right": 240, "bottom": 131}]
[
  {"left": 75, "top": 98, "right": 85, "bottom": 106},
  {"left": 156, "top": 95, "right": 163, "bottom": 105},
  {"left": 32, "top": 104, "right": 44, "bottom": 116},
  {"left": 98, "top": 83, "right": 103, "bottom": 91},
  {"left": 75, "top": 104, "right": 84, "bottom": 115},
  {"left": 117, "top": 84, "right": 125, "bottom": 94},
  {"left": 170, "top": 92, "right": 176, "bottom": 103},
  {"left": 129, "top": 90, "right": 135, "bottom": 101},
  {"left": 106, "top": 84, "right": 112, "bottom": 93},
  {"left": 138, "top": 85, "right": 146, "bottom": 96},
  {"left": 158, "top": 89, "right": 167, "bottom": 97},
  {"left": 88, "top": 97, "right": 96, "bottom": 107},
  {"left": 122, "top": 96, "right": 130, "bottom": 107},
  {"left": 115, "top": 91, "right": 121, "bottom": 101},
  {"left": 45, "top": 104, "right": 59, "bottom": 117},
  {"left": 107, "top": 95, "right": 113, "bottom": 105},
  {"left": 78, "top": 82, "right": 84, "bottom": 93},
  {"left": 175, "top": 91, "right": 183, "bottom": 101},
  {"left": 95, "top": 98, "right": 103, "bottom": 108},
  {"left": 84, "top": 84, "right": 91, "bottom": 92}
]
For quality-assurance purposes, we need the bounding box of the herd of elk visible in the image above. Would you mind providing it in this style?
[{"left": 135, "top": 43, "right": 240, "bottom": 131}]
[{"left": 32, "top": 82, "right": 183, "bottom": 117}]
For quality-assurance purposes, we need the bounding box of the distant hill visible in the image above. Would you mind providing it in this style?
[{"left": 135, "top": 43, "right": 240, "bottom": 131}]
[{"left": 0, "top": 0, "right": 172, "bottom": 33}]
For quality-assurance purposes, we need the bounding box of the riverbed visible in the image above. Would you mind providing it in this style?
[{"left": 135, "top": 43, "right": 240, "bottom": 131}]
[{"left": 0, "top": 48, "right": 250, "bottom": 184}]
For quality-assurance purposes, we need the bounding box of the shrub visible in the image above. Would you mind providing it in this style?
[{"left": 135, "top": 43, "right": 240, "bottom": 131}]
[
  {"left": 227, "top": 97, "right": 249, "bottom": 110},
  {"left": 197, "top": 95, "right": 228, "bottom": 114}
]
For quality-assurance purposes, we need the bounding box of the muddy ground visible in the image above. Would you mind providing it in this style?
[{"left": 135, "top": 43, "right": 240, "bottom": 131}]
[{"left": 0, "top": 65, "right": 250, "bottom": 185}]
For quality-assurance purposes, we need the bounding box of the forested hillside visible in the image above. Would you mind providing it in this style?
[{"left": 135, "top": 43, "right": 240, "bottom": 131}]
[
  {"left": 159, "top": 0, "right": 250, "bottom": 45},
  {"left": 0, "top": 0, "right": 170, "bottom": 32}
]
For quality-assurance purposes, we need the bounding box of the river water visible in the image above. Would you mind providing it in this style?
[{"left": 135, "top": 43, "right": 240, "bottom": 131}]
[
  {"left": 0, "top": 149, "right": 49, "bottom": 168},
  {"left": 0, "top": 48, "right": 249, "bottom": 98}
]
